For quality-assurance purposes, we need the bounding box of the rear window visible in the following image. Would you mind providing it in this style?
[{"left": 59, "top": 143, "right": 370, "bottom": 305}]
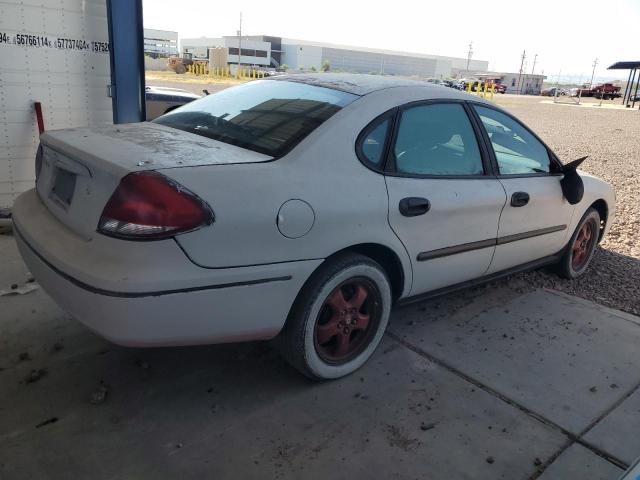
[{"left": 154, "top": 80, "right": 358, "bottom": 157}]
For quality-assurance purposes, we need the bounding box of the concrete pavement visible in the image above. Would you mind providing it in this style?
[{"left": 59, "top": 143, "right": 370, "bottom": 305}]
[{"left": 0, "top": 233, "right": 638, "bottom": 479}]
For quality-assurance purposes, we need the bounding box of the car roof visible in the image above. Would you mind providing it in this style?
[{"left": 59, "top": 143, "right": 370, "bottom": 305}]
[{"left": 268, "top": 73, "right": 458, "bottom": 96}]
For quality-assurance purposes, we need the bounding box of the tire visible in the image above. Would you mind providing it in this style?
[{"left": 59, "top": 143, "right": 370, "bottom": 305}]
[
  {"left": 276, "top": 253, "right": 392, "bottom": 380},
  {"left": 175, "top": 64, "right": 186, "bottom": 74},
  {"left": 556, "top": 208, "right": 600, "bottom": 279}
]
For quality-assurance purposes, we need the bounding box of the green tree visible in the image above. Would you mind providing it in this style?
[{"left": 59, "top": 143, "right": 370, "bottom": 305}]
[
  {"left": 321, "top": 59, "right": 330, "bottom": 72},
  {"left": 299, "top": 65, "right": 304, "bottom": 71},
  {"left": 281, "top": 64, "right": 288, "bottom": 71},
  {"left": 310, "top": 65, "right": 317, "bottom": 72}
]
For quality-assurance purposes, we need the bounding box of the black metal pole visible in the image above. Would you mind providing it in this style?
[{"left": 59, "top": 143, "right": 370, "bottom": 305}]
[
  {"left": 627, "top": 68, "right": 637, "bottom": 108},
  {"left": 622, "top": 69, "right": 633, "bottom": 105},
  {"left": 631, "top": 68, "right": 640, "bottom": 108}
]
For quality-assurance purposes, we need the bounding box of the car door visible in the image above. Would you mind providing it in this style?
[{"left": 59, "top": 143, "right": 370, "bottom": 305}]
[
  {"left": 471, "top": 104, "right": 576, "bottom": 274},
  {"left": 379, "top": 101, "right": 507, "bottom": 296}
]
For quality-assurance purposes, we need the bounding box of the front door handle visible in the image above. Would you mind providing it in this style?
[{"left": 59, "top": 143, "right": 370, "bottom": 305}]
[
  {"left": 399, "top": 197, "right": 431, "bottom": 217},
  {"left": 511, "top": 191, "right": 530, "bottom": 207}
]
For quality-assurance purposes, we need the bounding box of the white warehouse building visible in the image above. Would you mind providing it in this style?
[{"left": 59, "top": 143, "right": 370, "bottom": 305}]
[
  {"left": 182, "top": 36, "right": 271, "bottom": 68},
  {"left": 143, "top": 28, "right": 178, "bottom": 57},
  {"left": 181, "top": 35, "right": 488, "bottom": 78}
]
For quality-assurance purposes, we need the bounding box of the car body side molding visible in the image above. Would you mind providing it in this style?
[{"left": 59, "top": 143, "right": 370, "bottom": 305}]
[
  {"left": 416, "top": 239, "right": 496, "bottom": 261},
  {"left": 496, "top": 224, "right": 567, "bottom": 245},
  {"left": 400, "top": 249, "right": 565, "bottom": 306},
  {"left": 417, "top": 224, "right": 567, "bottom": 261}
]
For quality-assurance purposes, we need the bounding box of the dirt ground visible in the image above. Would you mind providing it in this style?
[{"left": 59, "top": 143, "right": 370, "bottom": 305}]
[
  {"left": 145, "top": 72, "right": 640, "bottom": 315},
  {"left": 492, "top": 95, "right": 640, "bottom": 315},
  {"left": 145, "top": 70, "right": 248, "bottom": 96}
]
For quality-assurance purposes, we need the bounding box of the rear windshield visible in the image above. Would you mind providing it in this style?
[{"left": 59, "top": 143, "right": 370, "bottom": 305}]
[{"left": 154, "top": 80, "right": 358, "bottom": 157}]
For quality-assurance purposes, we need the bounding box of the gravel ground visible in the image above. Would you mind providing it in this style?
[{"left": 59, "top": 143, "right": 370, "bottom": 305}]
[
  {"left": 494, "top": 95, "right": 640, "bottom": 315},
  {"left": 142, "top": 79, "right": 640, "bottom": 314}
]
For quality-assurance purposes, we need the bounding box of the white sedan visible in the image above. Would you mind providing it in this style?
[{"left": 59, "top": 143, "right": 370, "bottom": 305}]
[{"left": 12, "top": 74, "right": 615, "bottom": 380}]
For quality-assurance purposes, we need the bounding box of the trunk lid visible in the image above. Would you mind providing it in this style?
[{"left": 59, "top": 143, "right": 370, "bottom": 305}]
[{"left": 36, "top": 122, "right": 271, "bottom": 239}]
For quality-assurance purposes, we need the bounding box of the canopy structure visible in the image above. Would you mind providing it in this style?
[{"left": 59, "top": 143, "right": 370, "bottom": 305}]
[{"left": 608, "top": 61, "right": 640, "bottom": 109}]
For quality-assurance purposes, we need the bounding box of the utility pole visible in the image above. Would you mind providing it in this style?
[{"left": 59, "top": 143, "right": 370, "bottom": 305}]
[
  {"left": 237, "top": 12, "right": 242, "bottom": 75},
  {"left": 531, "top": 53, "right": 537, "bottom": 75},
  {"left": 466, "top": 42, "right": 473, "bottom": 71},
  {"left": 589, "top": 57, "right": 598, "bottom": 87},
  {"left": 517, "top": 50, "right": 526, "bottom": 94},
  {"left": 522, "top": 60, "right": 528, "bottom": 94}
]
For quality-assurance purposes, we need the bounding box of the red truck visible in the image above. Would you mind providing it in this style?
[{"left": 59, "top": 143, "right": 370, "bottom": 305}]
[
  {"left": 489, "top": 82, "right": 507, "bottom": 94},
  {"left": 576, "top": 83, "right": 621, "bottom": 100}
]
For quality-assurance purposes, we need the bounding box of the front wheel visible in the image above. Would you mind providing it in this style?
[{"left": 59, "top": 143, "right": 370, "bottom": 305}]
[
  {"left": 556, "top": 208, "right": 600, "bottom": 279},
  {"left": 276, "top": 253, "right": 392, "bottom": 380}
]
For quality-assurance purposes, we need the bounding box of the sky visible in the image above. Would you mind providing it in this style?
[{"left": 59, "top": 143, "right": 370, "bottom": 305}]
[{"left": 142, "top": 0, "right": 640, "bottom": 81}]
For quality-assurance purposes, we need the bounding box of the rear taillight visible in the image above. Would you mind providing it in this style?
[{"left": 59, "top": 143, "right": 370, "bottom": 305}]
[
  {"left": 35, "top": 145, "right": 43, "bottom": 183},
  {"left": 97, "top": 171, "right": 213, "bottom": 240}
]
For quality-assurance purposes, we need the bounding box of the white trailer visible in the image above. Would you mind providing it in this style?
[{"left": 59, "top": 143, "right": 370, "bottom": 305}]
[{"left": 0, "top": 0, "right": 113, "bottom": 214}]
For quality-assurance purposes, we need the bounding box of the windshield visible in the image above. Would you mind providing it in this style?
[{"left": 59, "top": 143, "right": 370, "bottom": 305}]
[{"left": 154, "top": 80, "right": 358, "bottom": 157}]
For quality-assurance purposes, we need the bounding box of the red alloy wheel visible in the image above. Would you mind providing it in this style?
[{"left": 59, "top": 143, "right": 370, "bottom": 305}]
[
  {"left": 314, "top": 278, "right": 381, "bottom": 364},
  {"left": 572, "top": 221, "right": 596, "bottom": 270}
]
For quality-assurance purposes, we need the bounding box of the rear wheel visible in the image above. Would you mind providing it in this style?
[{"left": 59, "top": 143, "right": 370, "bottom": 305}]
[
  {"left": 556, "top": 208, "right": 600, "bottom": 279},
  {"left": 175, "top": 64, "right": 186, "bottom": 74},
  {"left": 277, "top": 253, "right": 392, "bottom": 380}
]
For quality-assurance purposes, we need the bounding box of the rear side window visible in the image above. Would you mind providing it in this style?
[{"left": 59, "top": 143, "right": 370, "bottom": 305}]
[
  {"left": 393, "top": 103, "right": 484, "bottom": 176},
  {"left": 474, "top": 106, "right": 551, "bottom": 175},
  {"left": 154, "top": 80, "right": 358, "bottom": 157},
  {"left": 359, "top": 117, "right": 391, "bottom": 167}
]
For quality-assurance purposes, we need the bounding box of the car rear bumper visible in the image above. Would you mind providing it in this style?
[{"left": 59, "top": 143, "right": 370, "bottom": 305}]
[{"left": 12, "top": 189, "right": 321, "bottom": 346}]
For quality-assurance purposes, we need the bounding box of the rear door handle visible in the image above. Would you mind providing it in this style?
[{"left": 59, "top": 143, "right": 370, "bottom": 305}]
[
  {"left": 399, "top": 197, "right": 431, "bottom": 217},
  {"left": 511, "top": 191, "right": 530, "bottom": 207}
]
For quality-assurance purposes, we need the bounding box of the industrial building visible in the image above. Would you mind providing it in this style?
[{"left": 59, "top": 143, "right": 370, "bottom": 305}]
[
  {"left": 143, "top": 28, "right": 179, "bottom": 57},
  {"left": 181, "top": 35, "right": 489, "bottom": 78},
  {"left": 476, "top": 71, "right": 546, "bottom": 94}
]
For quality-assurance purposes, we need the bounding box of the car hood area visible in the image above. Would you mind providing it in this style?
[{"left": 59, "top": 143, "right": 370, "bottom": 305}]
[{"left": 41, "top": 122, "right": 272, "bottom": 175}]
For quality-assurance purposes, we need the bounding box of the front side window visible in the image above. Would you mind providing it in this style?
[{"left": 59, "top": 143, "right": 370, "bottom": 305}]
[
  {"left": 474, "top": 106, "right": 551, "bottom": 175},
  {"left": 393, "top": 103, "right": 484, "bottom": 176},
  {"left": 154, "top": 80, "right": 357, "bottom": 157}
]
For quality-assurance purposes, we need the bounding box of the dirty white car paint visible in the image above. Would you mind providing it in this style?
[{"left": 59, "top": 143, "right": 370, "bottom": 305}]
[{"left": 12, "top": 74, "right": 615, "bottom": 379}]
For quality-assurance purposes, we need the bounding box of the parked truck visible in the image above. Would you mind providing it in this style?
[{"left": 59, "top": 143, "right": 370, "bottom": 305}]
[{"left": 576, "top": 83, "right": 621, "bottom": 100}]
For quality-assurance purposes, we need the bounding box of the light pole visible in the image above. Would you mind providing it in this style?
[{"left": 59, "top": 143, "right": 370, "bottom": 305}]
[
  {"left": 466, "top": 42, "right": 473, "bottom": 72},
  {"left": 517, "top": 50, "right": 526, "bottom": 94},
  {"left": 589, "top": 57, "right": 598, "bottom": 88},
  {"left": 531, "top": 53, "right": 537, "bottom": 75}
]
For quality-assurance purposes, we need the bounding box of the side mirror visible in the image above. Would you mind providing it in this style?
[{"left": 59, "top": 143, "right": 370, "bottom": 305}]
[{"left": 560, "top": 156, "right": 587, "bottom": 205}]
